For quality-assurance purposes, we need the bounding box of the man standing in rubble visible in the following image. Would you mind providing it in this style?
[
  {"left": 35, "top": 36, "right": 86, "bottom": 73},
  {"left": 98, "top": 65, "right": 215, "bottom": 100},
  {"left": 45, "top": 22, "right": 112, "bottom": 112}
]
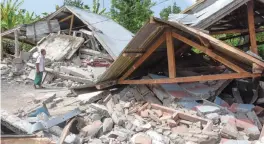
[{"left": 34, "top": 49, "right": 46, "bottom": 89}]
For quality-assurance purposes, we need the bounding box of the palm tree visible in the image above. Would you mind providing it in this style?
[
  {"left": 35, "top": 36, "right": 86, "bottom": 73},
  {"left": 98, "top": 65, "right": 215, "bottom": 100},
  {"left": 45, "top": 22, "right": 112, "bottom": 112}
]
[
  {"left": 0, "top": 0, "right": 24, "bottom": 30},
  {"left": 1, "top": 0, "right": 40, "bottom": 31}
]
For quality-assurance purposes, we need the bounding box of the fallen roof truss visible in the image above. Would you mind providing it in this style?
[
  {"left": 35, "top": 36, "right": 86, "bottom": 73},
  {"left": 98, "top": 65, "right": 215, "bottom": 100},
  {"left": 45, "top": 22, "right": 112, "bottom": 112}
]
[{"left": 118, "top": 24, "right": 262, "bottom": 85}]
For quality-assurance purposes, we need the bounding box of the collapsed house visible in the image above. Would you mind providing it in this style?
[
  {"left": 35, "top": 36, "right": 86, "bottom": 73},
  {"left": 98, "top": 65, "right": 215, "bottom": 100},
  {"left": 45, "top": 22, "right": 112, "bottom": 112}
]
[
  {"left": 167, "top": 0, "right": 264, "bottom": 106},
  {"left": 1, "top": 6, "right": 134, "bottom": 88},
  {"left": 1, "top": 1, "right": 264, "bottom": 144}
]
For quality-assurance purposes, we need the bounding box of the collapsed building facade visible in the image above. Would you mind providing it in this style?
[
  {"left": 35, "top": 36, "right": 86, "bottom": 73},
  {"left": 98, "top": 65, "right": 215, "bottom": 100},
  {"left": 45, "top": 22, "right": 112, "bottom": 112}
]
[{"left": 1, "top": 0, "right": 264, "bottom": 144}]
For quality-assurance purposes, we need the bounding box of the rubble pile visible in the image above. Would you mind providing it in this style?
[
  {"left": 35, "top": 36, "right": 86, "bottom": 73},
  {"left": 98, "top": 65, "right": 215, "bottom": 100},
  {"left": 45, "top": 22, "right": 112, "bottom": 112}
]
[
  {"left": 2, "top": 85, "right": 264, "bottom": 144},
  {"left": 1, "top": 7, "right": 264, "bottom": 144},
  {"left": 1, "top": 32, "right": 114, "bottom": 89}
]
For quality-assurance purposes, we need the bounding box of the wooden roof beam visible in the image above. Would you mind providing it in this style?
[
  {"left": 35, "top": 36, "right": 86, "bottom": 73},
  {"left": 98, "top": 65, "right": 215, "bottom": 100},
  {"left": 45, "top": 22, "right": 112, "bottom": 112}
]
[
  {"left": 118, "top": 73, "right": 260, "bottom": 84},
  {"left": 119, "top": 33, "right": 166, "bottom": 81},
  {"left": 122, "top": 52, "right": 143, "bottom": 57},
  {"left": 210, "top": 28, "right": 264, "bottom": 35},
  {"left": 171, "top": 32, "right": 247, "bottom": 73},
  {"left": 59, "top": 14, "right": 73, "bottom": 23}
]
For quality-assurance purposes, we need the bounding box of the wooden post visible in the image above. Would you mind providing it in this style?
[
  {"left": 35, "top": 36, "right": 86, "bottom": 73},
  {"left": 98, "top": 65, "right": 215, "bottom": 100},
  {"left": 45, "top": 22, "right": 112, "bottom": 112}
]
[
  {"left": 166, "top": 30, "right": 176, "bottom": 78},
  {"left": 69, "top": 15, "right": 74, "bottom": 35},
  {"left": 1, "top": 40, "right": 3, "bottom": 60},
  {"left": 14, "top": 30, "right": 20, "bottom": 58},
  {"left": 247, "top": 0, "right": 258, "bottom": 54}
]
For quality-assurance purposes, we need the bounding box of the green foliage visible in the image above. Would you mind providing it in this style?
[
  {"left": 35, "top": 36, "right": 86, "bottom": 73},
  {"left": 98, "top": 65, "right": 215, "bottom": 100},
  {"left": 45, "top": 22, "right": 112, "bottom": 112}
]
[
  {"left": 1, "top": 0, "right": 40, "bottom": 31},
  {"left": 92, "top": 0, "right": 106, "bottom": 14},
  {"left": 110, "top": 0, "right": 155, "bottom": 33},
  {"left": 192, "top": 48, "right": 202, "bottom": 54},
  {"left": 159, "top": 2, "right": 181, "bottom": 20},
  {"left": 63, "top": 0, "right": 105, "bottom": 14},
  {"left": 218, "top": 32, "right": 264, "bottom": 59},
  {"left": 1, "top": 0, "right": 40, "bottom": 52},
  {"left": 258, "top": 44, "right": 264, "bottom": 58},
  {"left": 42, "top": 12, "right": 49, "bottom": 17},
  {"left": 257, "top": 31, "right": 264, "bottom": 59},
  {"left": 63, "top": 0, "right": 89, "bottom": 9},
  {"left": 1, "top": 0, "right": 23, "bottom": 30}
]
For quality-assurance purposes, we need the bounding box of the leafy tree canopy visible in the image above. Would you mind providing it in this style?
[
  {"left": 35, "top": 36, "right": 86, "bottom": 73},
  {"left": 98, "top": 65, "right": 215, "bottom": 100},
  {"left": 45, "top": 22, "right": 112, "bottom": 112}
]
[
  {"left": 62, "top": 0, "right": 106, "bottom": 14},
  {"left": 159, "top": 2, "right": 181, "bottom": 20},
  {"left": 110, "top": 0, "right": 155, "bottom": 33},
  {"left": 1, "top": 0, "right": 40, "bottom": 31}
]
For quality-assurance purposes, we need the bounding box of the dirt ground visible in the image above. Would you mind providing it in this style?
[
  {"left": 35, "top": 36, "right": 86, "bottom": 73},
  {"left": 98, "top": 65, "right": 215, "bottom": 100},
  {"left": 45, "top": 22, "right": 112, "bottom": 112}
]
[{"left": 1, "top": 80, "right": 69, "bottom": 114}]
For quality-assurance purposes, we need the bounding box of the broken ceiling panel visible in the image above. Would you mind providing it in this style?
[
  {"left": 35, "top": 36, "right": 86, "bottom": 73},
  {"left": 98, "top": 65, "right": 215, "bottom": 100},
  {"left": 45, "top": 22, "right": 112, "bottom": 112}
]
[{"left": 37, "top": 33, "right": 84, "bottom": 61}]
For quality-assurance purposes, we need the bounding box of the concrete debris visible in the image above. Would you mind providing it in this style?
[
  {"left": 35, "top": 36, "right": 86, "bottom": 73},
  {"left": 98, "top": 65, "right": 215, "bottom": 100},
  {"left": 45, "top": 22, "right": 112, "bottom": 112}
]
[
  {"left": 103, "top": 118, "right": 114, "bottom": 134},
  {"left": 80, "top": 120, "right": 102, "bottom": 138},
  {"left": 78, "top": 91, "right": 109, "bottom": 105},
  {"left": 1, "top": 75, "right": 263, "bottom": 144},
  {"left": 196, "top": 105, "right": 221, "bottom": 115},
  {"left": 1, "top": 29, "right": 115, "bottom": 89},
  {"left": 33, "top": 93, "right": 56, "bottom": 104},
  {"left": 131, "top": 132, "right": 152, "bottom": 144},
  {"left": 1, "top": 110, "right": 32, "bottom": 134}
]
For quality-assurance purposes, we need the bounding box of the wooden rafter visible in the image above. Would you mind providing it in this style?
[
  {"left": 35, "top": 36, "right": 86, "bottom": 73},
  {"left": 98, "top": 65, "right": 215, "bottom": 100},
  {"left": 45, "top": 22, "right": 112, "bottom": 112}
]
[
  {"left": 122, "top": 53, "right": 143, "bottom": 57},
  {"left": 119, "top": 33, "right": 166, "bottom": 81},
  {"left": 166, "top": 30, "right": 176, "bottom": 78},
  {"left": 59, "top": 15, "right": 73, "bottom": 22},
  {"left": 171, "top": 32, "right": 246, "bottom": 73},
  {"left": 210, "top": 28, "right": 264, "bottom": 35},
  {"left": 178, "top": 22, "right": 264, "bottom": 68},
  {"left": 247, "top": 0, "right": 258, "bottom": 54},
  {"left": 118, "top": 73, "right": 260, "bottom": 84}
]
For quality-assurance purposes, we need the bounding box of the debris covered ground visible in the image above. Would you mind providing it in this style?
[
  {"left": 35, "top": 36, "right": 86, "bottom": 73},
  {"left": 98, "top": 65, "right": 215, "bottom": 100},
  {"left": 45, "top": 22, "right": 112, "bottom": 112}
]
[
  {"left": 1, "top": 2, "right": 264, "bottom": 144},
  {"left": 1, "top": 83, "right": 264, "bottom": 144}
]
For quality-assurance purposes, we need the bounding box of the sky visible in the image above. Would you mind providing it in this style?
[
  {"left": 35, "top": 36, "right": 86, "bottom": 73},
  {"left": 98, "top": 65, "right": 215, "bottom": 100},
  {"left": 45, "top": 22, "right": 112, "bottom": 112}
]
[{"left": 20, "top": 0, "right": 196, "bottom": 17}]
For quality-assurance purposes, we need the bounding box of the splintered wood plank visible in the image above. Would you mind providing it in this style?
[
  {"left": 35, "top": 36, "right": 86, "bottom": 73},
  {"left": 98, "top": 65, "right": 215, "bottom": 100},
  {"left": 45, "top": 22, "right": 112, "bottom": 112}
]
[
  {"left": 118, "top": 73, "right": 260, "bottom": 84},
  {"left": 166, "top": 30, "right": 176, "bottom": 78},
  {"left": 119, "top": 33, "right": 166, "bottom": 81},
  {"left": 247, "top": 0, "right": 258, "bottom": 54},
  {"left": 172, "top": 32, "right": 246, "bottom": 73}
]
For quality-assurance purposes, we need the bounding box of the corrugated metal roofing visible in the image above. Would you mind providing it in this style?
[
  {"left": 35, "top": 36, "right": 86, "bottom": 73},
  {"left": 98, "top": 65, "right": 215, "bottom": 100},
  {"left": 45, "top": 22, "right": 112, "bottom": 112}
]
[
  {"left": 97, "top": 17, "right": 264, "bottom": 83},
  {"left": 65, "top": 6, "right": 134, "bottom": 60},
  {"left": 169, "top": 0, "right": 250, "bottom": 29},
  {"left": 43, "top": 6, "right": 134, "bottom": 60}
]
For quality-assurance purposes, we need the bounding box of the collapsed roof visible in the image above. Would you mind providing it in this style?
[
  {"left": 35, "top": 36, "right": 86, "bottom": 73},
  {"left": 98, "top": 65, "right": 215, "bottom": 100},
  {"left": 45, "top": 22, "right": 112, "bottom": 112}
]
[
  {"left": 1, "top": 6, "right": 134, "bottom": 60},
  {"left": 169, "top": 0, "right": 264, "bottom": 32},
  {"left": 98, "top": 17, "right": 264, "bottom": 84}
]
